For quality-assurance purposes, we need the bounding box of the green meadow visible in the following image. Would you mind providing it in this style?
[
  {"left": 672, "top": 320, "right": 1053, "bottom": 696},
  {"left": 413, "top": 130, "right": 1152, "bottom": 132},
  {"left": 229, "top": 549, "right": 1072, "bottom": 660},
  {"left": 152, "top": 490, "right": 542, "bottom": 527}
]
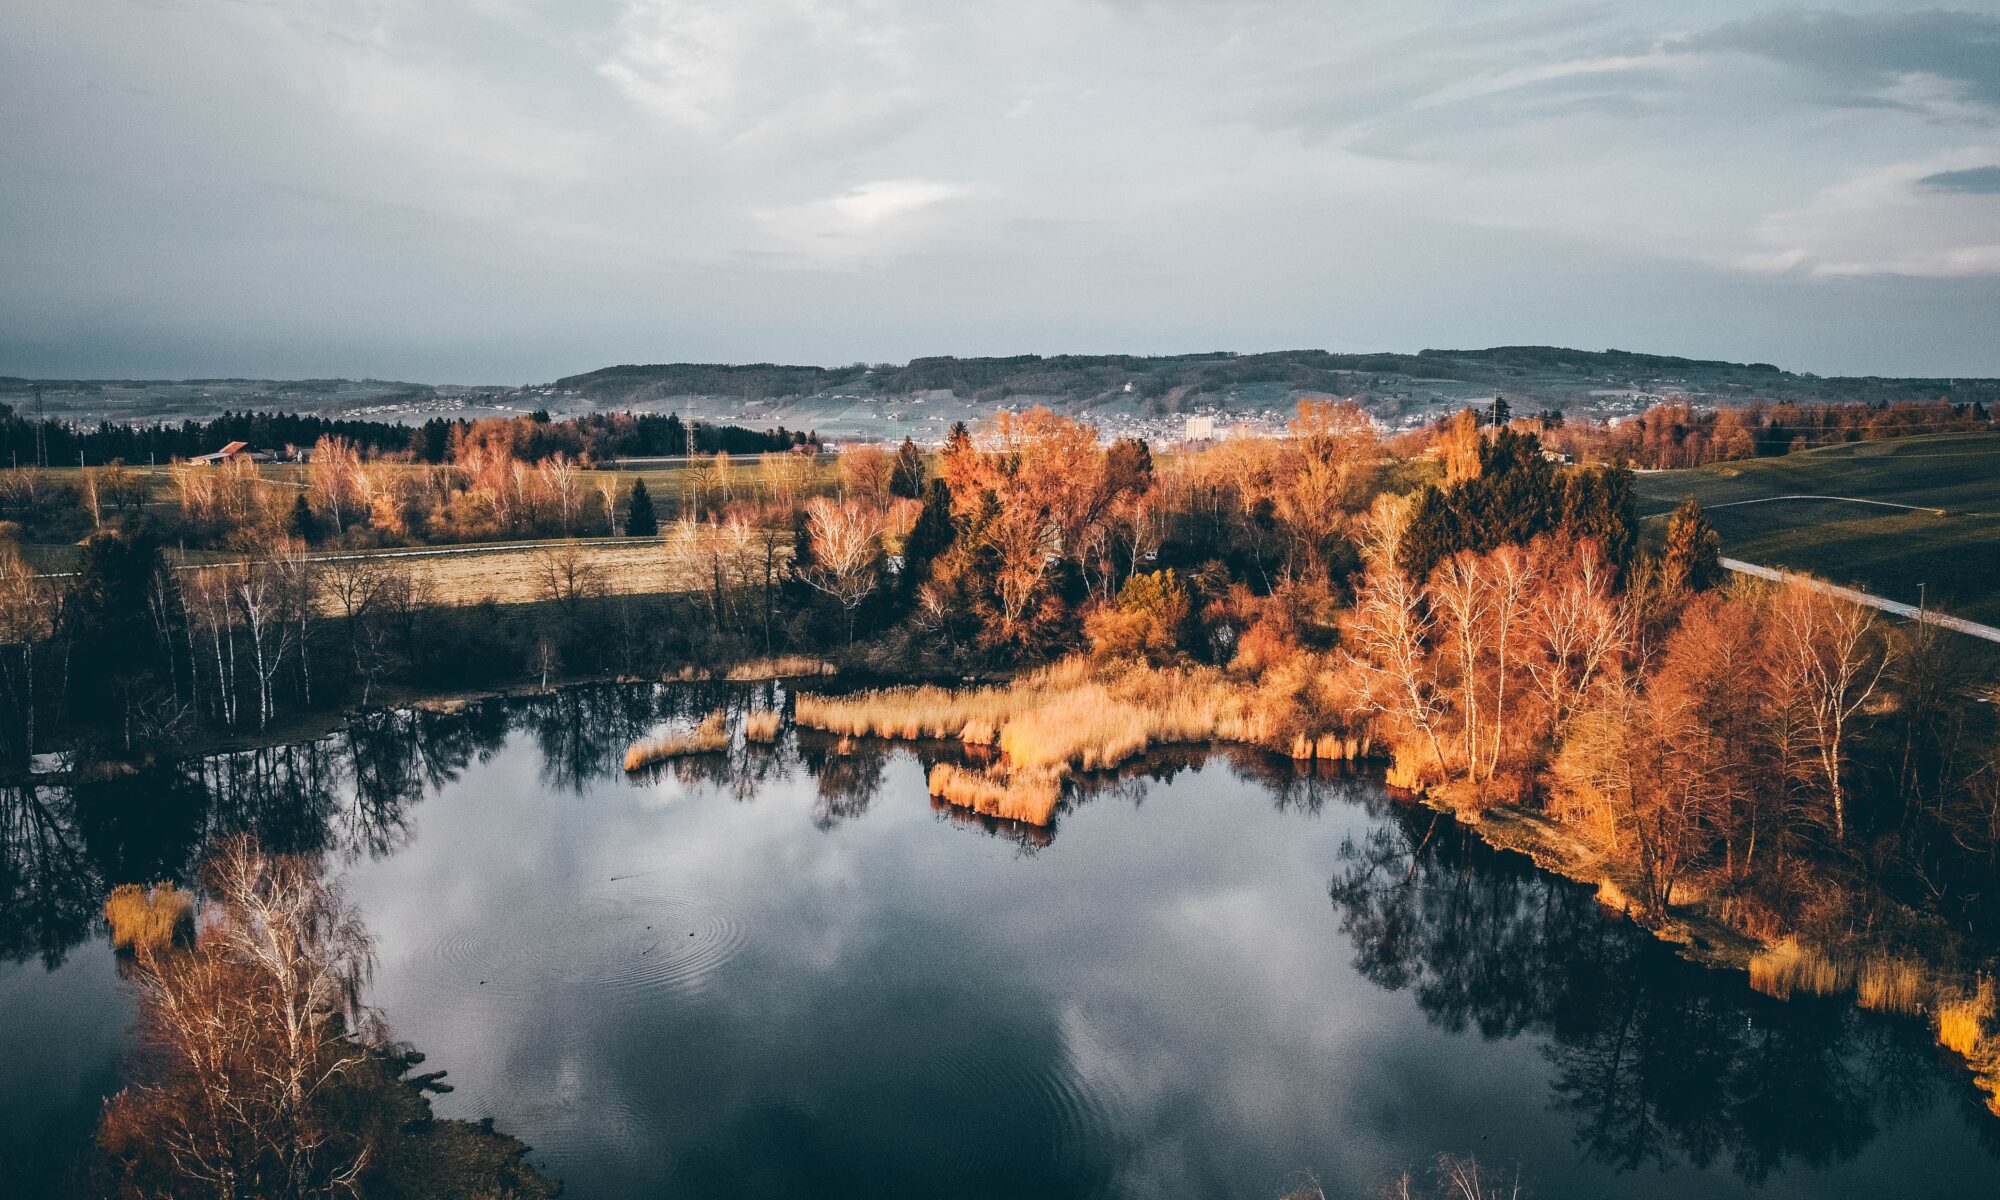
[{"left": 1634, "top": 432, "right": 2000, "bottom": 626}]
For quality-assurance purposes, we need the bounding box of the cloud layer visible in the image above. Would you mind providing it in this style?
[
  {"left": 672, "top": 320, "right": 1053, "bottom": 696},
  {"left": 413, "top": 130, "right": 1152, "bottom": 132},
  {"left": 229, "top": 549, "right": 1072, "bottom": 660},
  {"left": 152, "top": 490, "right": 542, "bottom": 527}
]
[{"left": 1, "top": 0, "right": 1997, "bottom": 379}]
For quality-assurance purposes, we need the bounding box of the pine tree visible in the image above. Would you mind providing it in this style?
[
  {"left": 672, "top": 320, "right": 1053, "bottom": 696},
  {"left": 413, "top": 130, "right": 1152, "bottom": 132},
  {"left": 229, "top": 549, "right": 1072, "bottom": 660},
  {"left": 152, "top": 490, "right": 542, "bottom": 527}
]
[
  {"left": 624, "top": 477, "right": 658, "bottom": 537},
  {"left": 899, "top": 478, "right": 957, "bottom": 601},
  {"left": 287, "top": 493, "right": 318, "bottom": 543},
  {"left": 1659, "top": 496, "right": 1721, "bottom": 596}
]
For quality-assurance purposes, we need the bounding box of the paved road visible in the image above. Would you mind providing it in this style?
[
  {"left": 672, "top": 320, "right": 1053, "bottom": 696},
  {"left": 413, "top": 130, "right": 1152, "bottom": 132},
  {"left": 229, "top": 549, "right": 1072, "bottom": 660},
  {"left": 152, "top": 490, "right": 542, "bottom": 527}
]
[
  {"left": 1722, "top": 557, "right": 2000, "bottom": 645},
  {"left": 1704, "top": 494, "right": 1947, "bottom": 515},
  {"left": 1640, "top": 494, "right": 1951, "bottom": 520}
]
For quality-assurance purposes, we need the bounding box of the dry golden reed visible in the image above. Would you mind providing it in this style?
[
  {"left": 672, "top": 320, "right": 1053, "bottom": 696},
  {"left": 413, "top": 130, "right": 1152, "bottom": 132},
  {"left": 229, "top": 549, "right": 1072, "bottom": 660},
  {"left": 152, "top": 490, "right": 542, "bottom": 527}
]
[
  {"left": 1748, "top": 939, "right": 1853, "bottom": 1000},
  {"left": 796, "top": 656, "right": 1373, "bottom": 827},
  {"left": 926, "top": 762, "right": 1062, "bottom": 826},
  {"left": 1593, "top": 877, "right": 1631, "bottom": 913},
  {"left": 794, "top": 658, "right": 1324, "bottom": 773},
  {"left": 725, "top": 655, "right": 837, "bottom": 681},
  {"left": 742, "top": 710, "right": 783, "bottom": 744},
  {"left": 1937, "top": 979, "right": 1992, "bottom": 1058},
  {"left": 1856, "top": 955, "right": 1927, "bottom": 1015},
  {"left": 623, "top": 710, "right": 729, "bottom": 770},
  {"left": 104, "top": 882, "right": 195, "bottom": 954},
  {"left": 1935, "top": 978, "right": 2000, "bottom": 1117}
]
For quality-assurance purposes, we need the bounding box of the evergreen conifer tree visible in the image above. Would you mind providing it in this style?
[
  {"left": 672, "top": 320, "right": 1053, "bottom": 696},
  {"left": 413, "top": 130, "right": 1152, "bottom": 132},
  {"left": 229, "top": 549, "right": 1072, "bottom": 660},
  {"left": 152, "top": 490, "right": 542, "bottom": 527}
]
[
  {"left": 287, "top": 493, "right": 318, "bottom": 543},
  {"left": 624, "top": 477, "right": 658, "bottom": 536},
  {"left": 1659, "top": 496, "right": 1721, "bottom": 595}
]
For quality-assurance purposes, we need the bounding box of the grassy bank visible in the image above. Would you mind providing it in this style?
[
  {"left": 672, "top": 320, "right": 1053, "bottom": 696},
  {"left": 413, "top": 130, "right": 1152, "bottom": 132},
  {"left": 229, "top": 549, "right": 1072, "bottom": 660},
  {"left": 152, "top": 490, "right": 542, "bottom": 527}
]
[{"left": 1400, "top": 780, "right": 2000, "bottom": 1117}]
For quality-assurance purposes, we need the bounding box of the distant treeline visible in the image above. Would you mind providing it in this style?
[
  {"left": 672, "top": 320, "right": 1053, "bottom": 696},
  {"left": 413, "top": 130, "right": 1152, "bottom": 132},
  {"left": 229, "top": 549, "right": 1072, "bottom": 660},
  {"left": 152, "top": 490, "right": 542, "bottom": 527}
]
[
  {"left": 556, "top": 348, "right": 2000, "bottom": 409},
  {"left": 406, "top": 411, "right": 814, "bottom": 464},
  {"left": 0, "top": 409, "right": 416, "bottom": 466},
  {"left": 1540, "top": 397, "right": 1995, "bottom": 468},
  {"left": 0, "top": 406, "right": 812, "bottom": 467}
]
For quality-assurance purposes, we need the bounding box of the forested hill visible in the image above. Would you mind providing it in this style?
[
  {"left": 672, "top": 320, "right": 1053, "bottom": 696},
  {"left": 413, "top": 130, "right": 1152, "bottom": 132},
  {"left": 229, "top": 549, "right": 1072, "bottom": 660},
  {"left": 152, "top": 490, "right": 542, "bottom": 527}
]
[
  {"left": 9, "top": 348, "right": 1998, "bottom": 433},
  {"left": 555, "top": 348, "right": 2000, "bottom": 411}
]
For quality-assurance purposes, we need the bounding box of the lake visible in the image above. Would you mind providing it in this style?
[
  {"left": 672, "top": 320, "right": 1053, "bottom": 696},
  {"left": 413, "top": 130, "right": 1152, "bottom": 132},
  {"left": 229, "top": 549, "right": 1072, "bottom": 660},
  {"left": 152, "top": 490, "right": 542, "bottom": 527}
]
[{"left": 3, "top": 684, "right": 1998, "bottom": 1197}]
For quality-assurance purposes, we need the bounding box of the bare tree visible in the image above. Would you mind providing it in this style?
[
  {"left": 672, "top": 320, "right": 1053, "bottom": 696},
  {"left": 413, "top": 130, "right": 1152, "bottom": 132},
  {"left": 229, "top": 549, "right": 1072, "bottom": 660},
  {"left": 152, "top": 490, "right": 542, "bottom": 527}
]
[
  {"left": 544, "top": 453, "right": 582, "bottom": 534},
  {"left": 1347, "top": 561, "right": 1450, "bottom": 785},
  {"left": 1766, "top": 579, "right": 1892, "bottom": 842},
  {"left": 307, "top": 436, "right": 365, "bottom": 534},
  {"left": 532, "top": 539, "right": 605, "bottom": 617},
  {"left": 800, "top": 497, "right": 885, "bottom": 643},
  {"left": 837, "top": 445, "right": 895, "bottom": 510},
  {"left": 1522, "top": 540, "right": 1626, "bottom": 741},
  {"left": 0, "top": 536, "right": 55, "bottom": 757},
  {"left": 98, "top": 836, "right": 378, "bottom": 1198},
  {"left": 1430, "top": 552, "right": 1492, "bottom": 782},
  {"left": 234, "top": 551, "right": 295, "bottom": 730}
]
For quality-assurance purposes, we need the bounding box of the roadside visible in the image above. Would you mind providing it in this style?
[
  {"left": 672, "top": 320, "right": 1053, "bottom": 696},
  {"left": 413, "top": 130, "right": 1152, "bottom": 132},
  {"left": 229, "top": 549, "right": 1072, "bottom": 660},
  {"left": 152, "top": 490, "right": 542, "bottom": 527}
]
[{"left": 1722, "top": 557, "right": 2000, "bottom": 645}]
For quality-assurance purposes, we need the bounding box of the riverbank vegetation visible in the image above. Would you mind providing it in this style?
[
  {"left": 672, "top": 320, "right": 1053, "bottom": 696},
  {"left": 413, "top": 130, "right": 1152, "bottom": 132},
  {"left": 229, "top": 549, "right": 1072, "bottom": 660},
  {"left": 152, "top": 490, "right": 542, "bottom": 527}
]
[{"left": 623, "top": 709, "right": 730, "bottom": 770}]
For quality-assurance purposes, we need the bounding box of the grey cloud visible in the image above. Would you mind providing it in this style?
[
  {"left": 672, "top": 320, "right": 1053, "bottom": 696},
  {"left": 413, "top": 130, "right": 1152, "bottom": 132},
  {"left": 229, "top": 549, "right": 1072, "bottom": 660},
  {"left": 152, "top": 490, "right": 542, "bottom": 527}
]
[
  {"left": 1917, "top": 165, "right": 2000, "bottom": 193},
  {"left": 5, "top": 0, "right": 2000, "bottom": 379},
  {"left": 1689, "top": 9, "right": 2000, "bottom": 111}
]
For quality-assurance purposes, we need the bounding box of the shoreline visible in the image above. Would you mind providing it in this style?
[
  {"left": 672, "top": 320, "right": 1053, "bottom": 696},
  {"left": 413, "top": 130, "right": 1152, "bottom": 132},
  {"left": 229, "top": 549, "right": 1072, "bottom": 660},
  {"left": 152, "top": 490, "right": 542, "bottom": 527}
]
[{"left": 1397, "top": 785, "right": 1999, "bottom": 1119}]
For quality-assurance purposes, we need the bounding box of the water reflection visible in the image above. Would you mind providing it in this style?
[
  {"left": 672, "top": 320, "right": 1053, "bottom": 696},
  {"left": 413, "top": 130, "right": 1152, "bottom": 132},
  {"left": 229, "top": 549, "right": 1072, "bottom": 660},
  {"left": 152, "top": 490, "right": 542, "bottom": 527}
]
[
  {"left": 3, "top": 684, "right": 1998, "bottom": 1199},
  {"left": 1327, "top": 806, "right": 1996, "bottom": 1185},
  {"left": 0, "top": 784, "right": 98, "bottom": 967}
]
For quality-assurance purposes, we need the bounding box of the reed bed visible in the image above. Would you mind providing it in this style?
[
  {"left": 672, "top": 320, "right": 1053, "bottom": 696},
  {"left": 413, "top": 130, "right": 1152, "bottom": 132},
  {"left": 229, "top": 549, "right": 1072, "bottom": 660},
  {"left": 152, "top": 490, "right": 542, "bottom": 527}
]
[
  {"left": 1936, "top": 979, "right": 2000, "bottom": 1116},
  {"left": 794, "top": 678, "right": 1043, "bottom": 744},
  {"left": 926, "top": 762, "right": 1062, "bottom": 826},
  {"left": 623, "top": 710, "right": 729, "bottom": 770},
  {"left": 1937, "top": 979, "right": 1993, "bottom": 1058},
  {"left": 725, "top": 655, "right": 837, "bottom": 681},
  {"left": 1288, "top": 732, "right": 1375, "bottom": 762},
  {"left": 1593, "top": 877, "right": 1631, "bottom": 913},
  {"left": 797, "top": 657, "right": 1376, "bottom": 826},
  {"left": 742, "top": 710, "right": 783, "bottom": 744},
  {"left": 795, "top": 659, "right": 1287, "bottom": 773},
  {"left": 662, "top": 655, "right": 835, "bottom": 683},
  {"left": 1748, "top": 939, "right": 1853, "bottom": 1000},
  {"left": 104, "top": 882, "right": 195, "bottom": 954},
  {"left": 1856, "top": 955, "right": 1927, "bottom": 1015}
]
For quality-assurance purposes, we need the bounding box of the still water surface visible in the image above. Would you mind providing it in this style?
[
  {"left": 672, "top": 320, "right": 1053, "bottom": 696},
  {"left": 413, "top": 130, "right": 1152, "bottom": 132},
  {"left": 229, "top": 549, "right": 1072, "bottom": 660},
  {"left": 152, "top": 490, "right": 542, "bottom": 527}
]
[{"left": 3, "top": 685, "right": 1998, "bottom": 1197}]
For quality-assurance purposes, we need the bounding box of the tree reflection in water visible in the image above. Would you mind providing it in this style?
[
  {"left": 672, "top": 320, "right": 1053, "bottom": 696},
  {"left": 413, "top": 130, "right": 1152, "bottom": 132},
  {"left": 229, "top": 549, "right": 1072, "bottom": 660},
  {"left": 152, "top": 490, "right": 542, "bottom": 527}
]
[
  {"left": 13, "top": 687, "right": 1999, "bottom": 1191},
  {"left": 0, "top": 702, "right": 507, "bottom": 968},
  {"left": 1326, "top": 801, "right": 1987, "bottom": 1184}
]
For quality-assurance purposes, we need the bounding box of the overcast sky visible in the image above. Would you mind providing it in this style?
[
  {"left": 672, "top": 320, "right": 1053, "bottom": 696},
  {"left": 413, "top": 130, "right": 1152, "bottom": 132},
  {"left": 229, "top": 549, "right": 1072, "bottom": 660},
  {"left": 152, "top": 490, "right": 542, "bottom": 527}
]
[{"left": 3, "top": 1, "right": 1998, "bottom": 382}]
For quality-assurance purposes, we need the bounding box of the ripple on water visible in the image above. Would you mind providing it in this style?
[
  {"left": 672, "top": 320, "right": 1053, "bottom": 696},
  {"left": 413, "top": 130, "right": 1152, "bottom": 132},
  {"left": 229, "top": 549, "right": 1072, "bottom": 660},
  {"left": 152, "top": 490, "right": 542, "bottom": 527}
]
[
  {"left": 923, "top": 1032, "right": 1125, "bottom": 1181},
  {"left": 408, "top": 888, "right": 746, "bottom": 1005}
]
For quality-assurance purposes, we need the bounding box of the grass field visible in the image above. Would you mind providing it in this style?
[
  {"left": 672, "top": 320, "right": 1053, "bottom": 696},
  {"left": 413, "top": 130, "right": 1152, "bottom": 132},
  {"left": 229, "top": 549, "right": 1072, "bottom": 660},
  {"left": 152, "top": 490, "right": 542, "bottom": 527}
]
[
  {"left": 1634, "top": 433, "right": 2000, "bottom": 625},
  {"left": 24, "top": 534, "right": 755, "bottom": 609}
]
